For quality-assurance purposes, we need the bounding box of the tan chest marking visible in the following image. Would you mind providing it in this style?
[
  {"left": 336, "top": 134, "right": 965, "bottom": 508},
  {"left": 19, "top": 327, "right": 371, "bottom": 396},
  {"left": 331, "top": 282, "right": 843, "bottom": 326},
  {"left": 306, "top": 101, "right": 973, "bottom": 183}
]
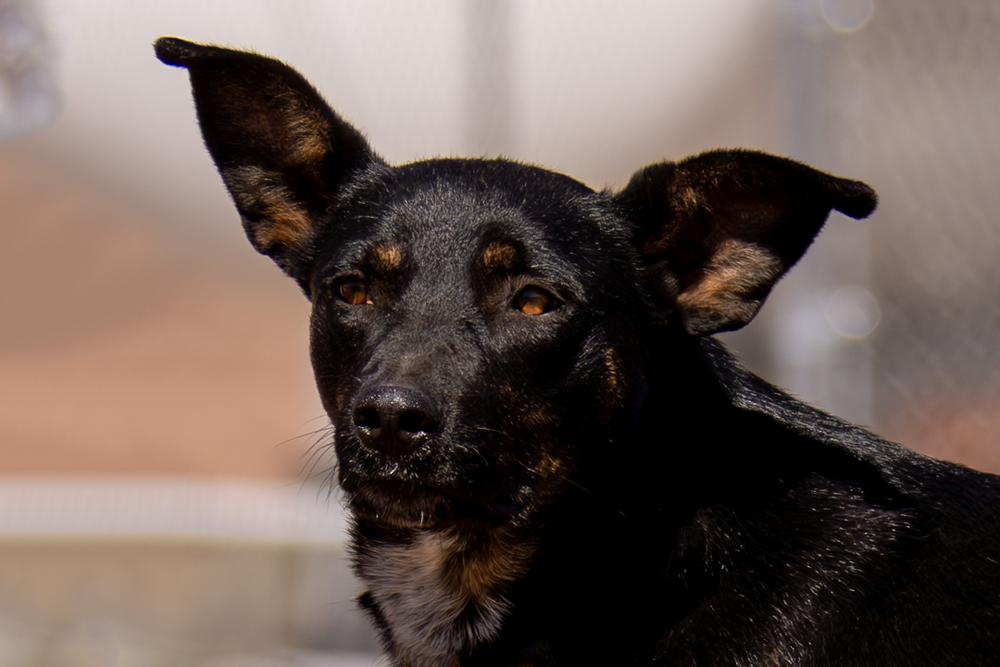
[{"left": 361, "top": 528, "right": 535, "bottom": 667}]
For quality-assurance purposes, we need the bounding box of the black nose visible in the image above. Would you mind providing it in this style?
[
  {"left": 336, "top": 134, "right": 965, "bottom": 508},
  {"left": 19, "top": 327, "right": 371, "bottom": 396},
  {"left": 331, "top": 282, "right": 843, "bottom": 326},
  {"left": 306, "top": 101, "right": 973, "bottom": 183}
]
[{"left": 351, "top": 386, "right": 441, "bottom": 457}]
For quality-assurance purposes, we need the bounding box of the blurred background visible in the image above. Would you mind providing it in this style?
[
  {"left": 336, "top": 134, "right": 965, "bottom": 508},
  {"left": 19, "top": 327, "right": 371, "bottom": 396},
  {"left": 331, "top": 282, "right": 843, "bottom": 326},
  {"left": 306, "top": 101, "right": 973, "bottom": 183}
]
[{"left": 1, "top": 0, "right": 999, "bottom": 665}]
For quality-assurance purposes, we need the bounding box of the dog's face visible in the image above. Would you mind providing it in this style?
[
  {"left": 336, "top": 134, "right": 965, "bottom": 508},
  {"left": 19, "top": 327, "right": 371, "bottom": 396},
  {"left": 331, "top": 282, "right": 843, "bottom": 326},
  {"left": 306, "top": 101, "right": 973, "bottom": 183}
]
[
  {"left": 306, "top": 160, "right": 650, "bottom": 530},
  {"left": 156, "top": 37, "right": 879, "bottom": 663},
  {"left": 154, "top": 37, "right": 876, "bottom": 537}
]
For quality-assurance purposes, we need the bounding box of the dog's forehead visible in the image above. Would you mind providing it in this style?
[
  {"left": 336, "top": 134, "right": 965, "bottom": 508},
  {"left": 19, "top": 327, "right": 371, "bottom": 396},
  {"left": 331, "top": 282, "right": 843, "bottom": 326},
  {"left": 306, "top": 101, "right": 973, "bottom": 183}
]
[
  {"left": 393, "top": 159, "right": 592, "bottom": 224},
  {"left": 370, "top": 159, "right": 618, "bottom": 265}
]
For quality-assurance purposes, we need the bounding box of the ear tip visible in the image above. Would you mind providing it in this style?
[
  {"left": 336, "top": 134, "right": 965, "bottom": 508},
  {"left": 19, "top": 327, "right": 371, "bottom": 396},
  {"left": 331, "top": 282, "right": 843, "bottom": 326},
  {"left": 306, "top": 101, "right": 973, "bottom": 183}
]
[
  {"left": 154, "top": 36, "right": 209, "bottom": 67},
  {"left": 833, "top": 180, "right": 878, "bottom": 219}
]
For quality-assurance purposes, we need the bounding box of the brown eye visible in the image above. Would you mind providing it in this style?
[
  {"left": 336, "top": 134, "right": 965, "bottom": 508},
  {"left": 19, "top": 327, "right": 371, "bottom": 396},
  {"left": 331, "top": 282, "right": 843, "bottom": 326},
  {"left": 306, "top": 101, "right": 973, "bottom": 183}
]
[
  {"left": 515, "top": 287, "right": 557, "bottom": 315},
  {"left": 337, "top": 278, "right": 372, "bottom": 305}
]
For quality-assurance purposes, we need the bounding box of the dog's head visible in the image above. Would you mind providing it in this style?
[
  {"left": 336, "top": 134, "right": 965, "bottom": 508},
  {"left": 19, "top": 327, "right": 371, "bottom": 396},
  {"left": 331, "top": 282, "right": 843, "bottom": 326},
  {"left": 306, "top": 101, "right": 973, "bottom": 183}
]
[{"left": 156, "top": 38, "right": 876, "bottom": 534}]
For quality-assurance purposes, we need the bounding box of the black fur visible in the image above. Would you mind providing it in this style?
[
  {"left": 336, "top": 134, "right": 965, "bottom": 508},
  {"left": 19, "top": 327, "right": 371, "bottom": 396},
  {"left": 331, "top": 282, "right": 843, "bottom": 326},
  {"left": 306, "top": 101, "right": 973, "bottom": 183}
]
[{"left": 156, "top": 37, "right": 1000, "bottom": 666}]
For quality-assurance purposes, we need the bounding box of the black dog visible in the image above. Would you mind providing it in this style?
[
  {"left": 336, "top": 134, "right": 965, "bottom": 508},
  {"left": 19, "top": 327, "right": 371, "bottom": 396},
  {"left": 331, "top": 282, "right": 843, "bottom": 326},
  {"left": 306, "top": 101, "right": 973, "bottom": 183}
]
[{"left": 156, "top": 38, "right": 1000, "bottom": 666}]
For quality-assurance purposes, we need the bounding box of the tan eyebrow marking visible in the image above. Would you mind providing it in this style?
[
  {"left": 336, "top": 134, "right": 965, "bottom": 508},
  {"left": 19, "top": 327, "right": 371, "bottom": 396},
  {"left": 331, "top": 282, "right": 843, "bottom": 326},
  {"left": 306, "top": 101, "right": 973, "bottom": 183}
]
[
  {"left": 370, "top": 242, "right": 404, "bottom": 273},
  {"left": 481, "top": 241, "right": 518, "bottom": 272}
]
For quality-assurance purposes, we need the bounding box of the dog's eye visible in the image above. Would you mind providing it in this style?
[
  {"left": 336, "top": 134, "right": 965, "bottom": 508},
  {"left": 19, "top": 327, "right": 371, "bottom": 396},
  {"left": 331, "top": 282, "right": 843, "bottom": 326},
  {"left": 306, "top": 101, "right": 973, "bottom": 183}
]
[
  {"left": 337, "top": 278, "right": 372, "bottom": 305},
  {"left": 515, "top": 287, "right": 558, "bottom": 315}
]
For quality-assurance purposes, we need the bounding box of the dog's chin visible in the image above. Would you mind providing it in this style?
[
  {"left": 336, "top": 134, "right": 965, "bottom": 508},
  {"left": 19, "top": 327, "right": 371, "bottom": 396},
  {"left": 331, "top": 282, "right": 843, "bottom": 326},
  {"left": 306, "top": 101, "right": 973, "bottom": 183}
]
[{"left": 345, "top": 479, "right": 524, "bottom": 530}]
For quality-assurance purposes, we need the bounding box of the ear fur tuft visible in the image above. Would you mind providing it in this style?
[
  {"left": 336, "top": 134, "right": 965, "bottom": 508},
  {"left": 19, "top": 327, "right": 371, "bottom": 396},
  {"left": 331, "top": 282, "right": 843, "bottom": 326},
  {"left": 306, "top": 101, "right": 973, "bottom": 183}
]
[
  {"left": 154, "top": 37, "right": 384, "bottom": 292},
  {"left": 617, "top": 149, "right": 877, "bottom": 335}
]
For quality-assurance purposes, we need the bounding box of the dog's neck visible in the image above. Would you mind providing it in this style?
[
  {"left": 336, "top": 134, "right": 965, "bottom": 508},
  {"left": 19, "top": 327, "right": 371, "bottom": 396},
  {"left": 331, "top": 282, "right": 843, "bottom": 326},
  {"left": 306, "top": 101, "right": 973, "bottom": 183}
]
[{"left": 355, "top": 525, "right": 536, "bottom": 666}]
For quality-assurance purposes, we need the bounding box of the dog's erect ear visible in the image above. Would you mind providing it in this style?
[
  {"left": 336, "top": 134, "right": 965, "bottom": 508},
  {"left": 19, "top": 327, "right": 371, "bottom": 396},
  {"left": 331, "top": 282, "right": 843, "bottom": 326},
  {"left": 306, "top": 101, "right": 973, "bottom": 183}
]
[
  {"left": 154, "top": 37, "right": 383, "bottom": 287},
  {"left": 616, "top": 149, "right": 877, "bottom": 335}
]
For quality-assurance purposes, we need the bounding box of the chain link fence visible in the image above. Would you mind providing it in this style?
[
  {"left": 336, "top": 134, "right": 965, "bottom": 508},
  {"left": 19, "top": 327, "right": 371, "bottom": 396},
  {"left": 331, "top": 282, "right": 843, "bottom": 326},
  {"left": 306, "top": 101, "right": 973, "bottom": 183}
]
[{"left": 828, "top": 0, "right": 1000, "bottom": 471}]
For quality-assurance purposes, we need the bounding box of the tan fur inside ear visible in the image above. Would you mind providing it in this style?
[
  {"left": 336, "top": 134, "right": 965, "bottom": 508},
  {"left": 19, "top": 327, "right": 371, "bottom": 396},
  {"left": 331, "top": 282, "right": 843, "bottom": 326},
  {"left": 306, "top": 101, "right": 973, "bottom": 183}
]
[
  {"left": 218, "top": 82, "right": 338, "bottom": 253},
  {"left": 224, "top": 166, "right": 316, "bottom": 251},
  {"left": 677, "top": 240, "right": 783, "bottom": 334},
  {"left": 227, "top": 80, "right": 335, "bottom": 173},
  {"left": 279, "top": 98, "right": 333, "bottom": 166}
]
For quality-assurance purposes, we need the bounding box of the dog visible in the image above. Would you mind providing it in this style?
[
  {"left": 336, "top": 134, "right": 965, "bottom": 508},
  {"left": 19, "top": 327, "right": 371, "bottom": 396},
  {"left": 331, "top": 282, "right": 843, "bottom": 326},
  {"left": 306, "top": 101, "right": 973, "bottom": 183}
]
[{"left": 155, "top": 37, "right": 1000, "bottom": 666}]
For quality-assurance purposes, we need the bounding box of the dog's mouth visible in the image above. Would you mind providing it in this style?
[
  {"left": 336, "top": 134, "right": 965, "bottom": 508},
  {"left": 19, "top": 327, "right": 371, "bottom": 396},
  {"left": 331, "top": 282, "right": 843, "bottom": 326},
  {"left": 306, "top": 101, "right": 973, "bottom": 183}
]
[{"left": 344, "top": 479, "right": 529, "bottom": 529}]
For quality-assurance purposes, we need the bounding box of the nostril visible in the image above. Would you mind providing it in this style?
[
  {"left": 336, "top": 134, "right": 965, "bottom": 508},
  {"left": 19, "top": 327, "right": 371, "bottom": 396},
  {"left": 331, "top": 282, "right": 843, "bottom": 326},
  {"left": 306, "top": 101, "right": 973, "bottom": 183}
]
[
  {"left": 354, "top": 408, "right": 382, "bottom": 431},
  {"left": 399, "top": 409, "right": 438, "bottom": 435}
]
